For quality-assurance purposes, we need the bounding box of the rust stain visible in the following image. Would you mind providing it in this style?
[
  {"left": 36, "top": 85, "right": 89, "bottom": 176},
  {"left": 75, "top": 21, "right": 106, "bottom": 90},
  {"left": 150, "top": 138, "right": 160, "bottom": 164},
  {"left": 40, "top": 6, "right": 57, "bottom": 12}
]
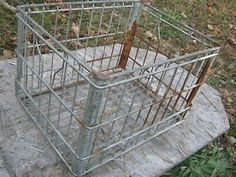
[
  {"left": 118, "top": 21, "right": 137, "bottom": 69},
  {"left": 186, "top": 59, "right": 212, "bottom": 107}
]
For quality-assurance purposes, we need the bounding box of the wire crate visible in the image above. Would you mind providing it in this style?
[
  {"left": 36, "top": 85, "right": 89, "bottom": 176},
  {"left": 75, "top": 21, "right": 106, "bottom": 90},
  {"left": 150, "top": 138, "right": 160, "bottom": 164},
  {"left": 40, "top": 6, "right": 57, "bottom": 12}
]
[{"left": 15, "top": 0, "right": 220, "bottom": 176}]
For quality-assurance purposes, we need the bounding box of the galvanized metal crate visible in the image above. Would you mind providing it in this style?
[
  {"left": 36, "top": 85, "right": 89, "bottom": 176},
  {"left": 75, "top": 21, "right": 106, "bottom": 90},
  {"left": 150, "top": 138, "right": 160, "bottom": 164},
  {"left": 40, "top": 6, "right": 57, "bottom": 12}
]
[{"left": 15, "top": 0, "right": 220, "bottom": 176}]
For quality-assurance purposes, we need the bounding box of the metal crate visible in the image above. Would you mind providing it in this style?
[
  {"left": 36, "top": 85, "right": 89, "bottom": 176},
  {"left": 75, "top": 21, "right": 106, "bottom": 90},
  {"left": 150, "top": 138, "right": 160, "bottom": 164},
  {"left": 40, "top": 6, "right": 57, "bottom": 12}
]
[{"left": 15, "top": 0, "right": 220, "bottom": 176}]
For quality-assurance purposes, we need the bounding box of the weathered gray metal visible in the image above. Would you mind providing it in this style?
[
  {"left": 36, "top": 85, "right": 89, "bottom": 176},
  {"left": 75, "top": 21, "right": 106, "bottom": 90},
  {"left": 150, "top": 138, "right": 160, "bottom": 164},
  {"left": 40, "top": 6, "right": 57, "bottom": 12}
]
[{"left": 15, "top": 0, "right": 220, "bottom": 176}]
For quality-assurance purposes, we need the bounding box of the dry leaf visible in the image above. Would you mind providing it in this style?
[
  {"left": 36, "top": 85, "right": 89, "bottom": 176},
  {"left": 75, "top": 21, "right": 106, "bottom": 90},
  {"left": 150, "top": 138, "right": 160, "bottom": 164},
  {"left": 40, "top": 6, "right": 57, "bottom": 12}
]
[
  {"left": 72, "top": 22, "right": 79, "bottom": 37},
  {"left": 207, "top": 24, "right": 214, "bottom": 31},
  {"left": 142, "top": 11, "right": 149, "bottom": 18},
  {"left": 103, "top": 23, "right": 109, "bottom": 28},
  {"left": 226, "top": 108, "right": 236, "bottom": 116},
  {"left": 145, "top": 31, "right": 157, "bottom": 41},
  {"left": 61, "top": 14, "right": 67, "bottom": 18},
  {"left": 0, "top": 49, "right": 13, "bottom": 60},
  {"left": 106, "top": 36, "right": 113, "bottom": 42},
  {"left": 99, "top": 29, "right": 108, "bottom": 35},
  {"left": 145, "top": 31, "right": 153, "bottom": 39},
  {"left": 76, "top": 41, "right": 84, "bottom": 48},
  {"left": 111, "top": 11, "right": 119, "bottom": 17}
]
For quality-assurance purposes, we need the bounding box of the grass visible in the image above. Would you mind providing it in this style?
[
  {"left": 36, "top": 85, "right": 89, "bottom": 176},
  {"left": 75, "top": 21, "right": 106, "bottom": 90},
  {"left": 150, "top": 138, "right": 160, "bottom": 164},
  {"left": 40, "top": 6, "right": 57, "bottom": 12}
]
[
  {"left": 0, "top": 5, "right": 16, "bottom": 50},
  {"left": 164, "top": 143, "right": 235, "bottom": 177},
  {"left": 153, "top": 0, "right": 236, "bottom": 176},
  {"left": 0, "top": 0, "right": 235, "bottom": 176}
]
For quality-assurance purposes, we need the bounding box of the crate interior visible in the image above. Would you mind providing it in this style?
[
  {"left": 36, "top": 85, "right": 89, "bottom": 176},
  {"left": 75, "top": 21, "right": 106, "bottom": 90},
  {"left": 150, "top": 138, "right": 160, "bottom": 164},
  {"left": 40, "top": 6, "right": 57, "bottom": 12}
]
[{"left": 23, "top": 1, "right": 217, "bottom": 75}]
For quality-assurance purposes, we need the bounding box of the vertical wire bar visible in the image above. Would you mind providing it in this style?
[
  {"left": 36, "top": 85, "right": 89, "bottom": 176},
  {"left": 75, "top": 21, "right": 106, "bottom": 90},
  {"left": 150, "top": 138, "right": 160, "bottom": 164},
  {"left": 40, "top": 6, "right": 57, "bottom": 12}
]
[
  {"left": 46, "top": 7, "right": 59, "bottom": 136},
  {"left": 99, "top": 3, "right": 115, "bottom": 70},
  {"left": 191, "top": 59, "right": 205, "bottom": 85},
  {"left": 144, "top": 51, "right": 159, "bottom": 87},
  {"left": 115, "top": 42, "right": 125, "bottom": 67},
  {"left": 185, "top": 55, "right": 215, "bottom": 109},
  {"left": 159, "top": 66, "right": 193, "bottom": 122},
  {"left": 157, "top": 14, "right": 162, "bottom": 48},
  {"left": 46, "top": 85, "right": 53, "bottom": 135},
  {"left": 49, "top": 6, "right": 58, "bottom": 85},
  {"left": 154, "top": 62, "right": 170, "bottom": 95},
  {"left": 65, "top": 5, "right": 72, "bottom": 48},
  {"left": 56, "top": 53, "right": 68, "bottom": 129},
  {"left": 75, "top": 3, "right": 84, "bottom": 63},
  {"left": 151, "top": 66, "right": 177, "bottom": 124},
  {"left": 142, "top": 44, "right": 150, "bottom": 66},
  {"left": 116, "top": 2, "right": 124, "bottom": 32},
  {"left": 123, "top": 99, "right": 147, "bottom": 149},
  {"left": 107, "top": 41, "right": 116, "bottom": 71},
  {"left": 126, "top": 5, "right": 133, "bottom": 31},
  {"left": 151, "top": 67, "right": 179, "bottom": 135},
  {"left": 73, "top": 5, "right": 84, "bottom": 76},
  {"left": 183, "top": 31, "right": 194, "bottom": 53},
  {"left": 172, "top": 61, "right": 196, "bottom": 110},
  {"left": 92, "top": 3, "right": 105, "bottom": 66},
  {"left": 66, "top": 73, "right": 80, "bottom": 136},
  {"left": 24, "top": 19, "right": 29, "bottom": 91},
  {"left": 181, "top": 56, "right": 216, "bottom": 118},
  {"left": 31, "top": 32, "right": 36, "bottom": 95},
  {"left": 117, "top": 80, "right": 143, "bottom": 143},
  {"left": 107, "top": 3, "right": 124, "bottom": 70},
  {"left": 41, "top": 7, "right": 45, "bottom": 29},
  {"left": 131, "top": 38, "right": 142, "bottom": 69},
  {"left": 178, "top": 59, "right": 202, "bottom": 110},
  {"left": 84, "top": 4, "right": 94, "bottom": 62},
  {"left": 99, "top": 83, "right": 127, "bottom": 163},
  {"left": 35, "top": 40, "right": 45, "bottom": 128}
]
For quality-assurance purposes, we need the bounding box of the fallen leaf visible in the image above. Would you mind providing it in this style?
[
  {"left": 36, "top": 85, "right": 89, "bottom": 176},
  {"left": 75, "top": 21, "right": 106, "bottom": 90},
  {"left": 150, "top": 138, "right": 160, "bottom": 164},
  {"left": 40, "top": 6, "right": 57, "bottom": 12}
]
[
  {"left": 10, "top": 36, "right": 17, "bottom": 41},
  {"left": 141, "top": 0, "right": 154, "bottom": 5},
  {"left": 226, "top": 97, "right": 233, "bottom": 103},
  {"left": 105, "top": 36, "right": 113, "bottom": 42},
  {"left": 111, "top": 11, "right": 119, "bottom": 17},
  {"left": 145, "top": 31, "right": 153, "bottom": 39},
  {"left": 207, "top": 24, "right": 214, "bottom": 31},
  {"left": 103, "top": 23, "right": 109, "bottom": 28},
  {"left": 72, "top": 22, "right": 79, "bottom": 37},
  {"left": 227, "top": 38, "right": 236, "bottom": 46},
  {"left": 0, "top": 49, "right": 13, "bottom": 60},
  {"left": 227, "top": 108, "right": 236, "bottom": 116},
  {"left": 99, "top": 29, "right": 108, "bottom": 35},
  {"left": 61, "top": 14, "right": 67, "bottom": 18},
  {"left": 76, "top": 41, "right": 84, "bottom": 48},
  {"left": 145, "top": 31, "right": 158, "bottom": 41},
  {"left": 141, "top": 8, "right": 149, "bottom": 18}
]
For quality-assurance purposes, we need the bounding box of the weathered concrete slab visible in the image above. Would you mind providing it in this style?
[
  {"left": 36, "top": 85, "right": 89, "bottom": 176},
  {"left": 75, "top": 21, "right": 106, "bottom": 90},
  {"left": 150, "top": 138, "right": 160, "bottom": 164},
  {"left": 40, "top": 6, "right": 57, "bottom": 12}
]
[{"left": 0, "top": 50, "right": 229, "bottom": 177}]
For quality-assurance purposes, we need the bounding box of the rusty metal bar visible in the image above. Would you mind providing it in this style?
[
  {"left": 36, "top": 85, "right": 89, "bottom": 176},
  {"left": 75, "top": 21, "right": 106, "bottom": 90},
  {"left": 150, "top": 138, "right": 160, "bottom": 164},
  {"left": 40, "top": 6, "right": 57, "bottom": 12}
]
[
  {"left": 186, "top": 59, "right": 213, "bottom": 108},
  {"left": 118, "top": 21, "right": 137, "bottom": 69}
]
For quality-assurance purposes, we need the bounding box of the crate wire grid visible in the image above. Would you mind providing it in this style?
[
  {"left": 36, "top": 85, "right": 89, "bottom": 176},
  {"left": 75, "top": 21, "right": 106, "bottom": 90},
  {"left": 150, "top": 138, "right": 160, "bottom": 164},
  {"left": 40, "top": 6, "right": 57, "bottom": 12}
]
[{"left": 15, "top": 0, "right": 220, "bottom": 176}]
